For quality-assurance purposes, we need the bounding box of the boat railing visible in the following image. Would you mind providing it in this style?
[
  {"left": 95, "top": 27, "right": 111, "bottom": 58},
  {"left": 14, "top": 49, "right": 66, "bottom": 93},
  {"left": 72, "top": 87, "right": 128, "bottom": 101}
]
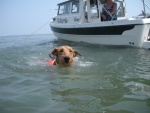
[
  {"left": 49, "top": 9, "right": 58, "bottom": 19},
  {"left": 99, "top": 0, "right": 122, "bottom": 20},
  {"left": 141, "top": 0, "right": 150, "bottom": 18},
  {"left": 111, "top": 4, "right": 122, "bottom": 20},
  {"left": 141, "top": 0, "right": 150, "bottom": 10},
  {"left": 99, "top": 1, "right": 113, "bottom": 19}
]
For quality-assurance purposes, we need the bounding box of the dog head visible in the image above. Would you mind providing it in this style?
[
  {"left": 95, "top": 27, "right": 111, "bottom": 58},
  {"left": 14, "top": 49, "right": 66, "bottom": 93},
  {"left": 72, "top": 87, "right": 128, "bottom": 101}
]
[{"left": 49, "top": 46, "right": 81, "bottom": 67}]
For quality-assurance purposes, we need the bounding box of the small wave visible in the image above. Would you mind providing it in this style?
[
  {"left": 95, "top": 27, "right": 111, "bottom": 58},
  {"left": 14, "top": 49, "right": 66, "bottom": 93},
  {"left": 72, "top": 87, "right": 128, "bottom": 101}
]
[
  {"left": 124, "top": 81, "right": 150, "bottom": 100},
  {"left": 77, "top": 61, "right": 95, "bottom": 67},
  {"left": 74, "top": 57, "right": 95, "bottom": 67}
]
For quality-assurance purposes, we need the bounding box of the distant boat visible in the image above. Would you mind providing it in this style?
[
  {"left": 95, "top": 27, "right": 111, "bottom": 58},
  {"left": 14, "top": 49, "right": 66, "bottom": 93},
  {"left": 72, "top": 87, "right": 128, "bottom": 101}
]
[{"left": 50, "top": 0, "right": 150, "bottom": 49}]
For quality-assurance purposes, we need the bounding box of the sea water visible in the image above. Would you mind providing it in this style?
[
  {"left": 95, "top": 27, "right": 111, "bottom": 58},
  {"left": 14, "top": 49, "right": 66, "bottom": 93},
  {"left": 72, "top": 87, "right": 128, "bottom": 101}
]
[{"left": 0, "top": 34, "right": 150, "bottom": 113}]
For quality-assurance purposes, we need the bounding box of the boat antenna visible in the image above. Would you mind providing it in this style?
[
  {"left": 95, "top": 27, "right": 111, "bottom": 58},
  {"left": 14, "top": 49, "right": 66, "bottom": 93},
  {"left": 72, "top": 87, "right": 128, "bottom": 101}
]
[{"left": 142, "top": 0, "right": 146, "bottom": 18}]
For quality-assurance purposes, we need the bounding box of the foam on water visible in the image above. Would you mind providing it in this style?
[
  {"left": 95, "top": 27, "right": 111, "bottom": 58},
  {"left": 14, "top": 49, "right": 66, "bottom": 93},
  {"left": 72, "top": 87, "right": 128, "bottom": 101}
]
[
  {"left": 27, "top": 56, "right": 95, "bottom": 68},
  {"left": 74, "top": 57, "right": 96, "bottom": 67}
]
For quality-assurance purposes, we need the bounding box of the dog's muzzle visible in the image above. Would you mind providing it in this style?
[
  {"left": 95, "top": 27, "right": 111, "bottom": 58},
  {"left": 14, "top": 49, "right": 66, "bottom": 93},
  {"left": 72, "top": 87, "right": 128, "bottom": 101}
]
[{"left": 64, "top": 56, "right": 70, "bottom": 63}]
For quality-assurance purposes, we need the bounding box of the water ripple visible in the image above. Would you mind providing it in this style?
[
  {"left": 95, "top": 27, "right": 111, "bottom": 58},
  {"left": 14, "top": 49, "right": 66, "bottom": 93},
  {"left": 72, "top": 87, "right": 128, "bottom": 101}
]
[{"left": 1, "top": 35, "right": 150, "bottom": 113}]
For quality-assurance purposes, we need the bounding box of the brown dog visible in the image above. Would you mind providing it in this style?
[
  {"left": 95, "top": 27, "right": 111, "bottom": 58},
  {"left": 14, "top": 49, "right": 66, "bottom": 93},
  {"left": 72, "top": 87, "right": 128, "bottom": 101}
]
[{"left": 49, "top": 46, "right": 81, "bottom": 67}]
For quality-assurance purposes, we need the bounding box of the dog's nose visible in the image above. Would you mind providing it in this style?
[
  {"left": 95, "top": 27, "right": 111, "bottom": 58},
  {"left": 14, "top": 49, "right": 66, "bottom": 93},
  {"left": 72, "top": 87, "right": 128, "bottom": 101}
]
[{"left": 64, "top": 56, "right": 70, "bottom": 63}]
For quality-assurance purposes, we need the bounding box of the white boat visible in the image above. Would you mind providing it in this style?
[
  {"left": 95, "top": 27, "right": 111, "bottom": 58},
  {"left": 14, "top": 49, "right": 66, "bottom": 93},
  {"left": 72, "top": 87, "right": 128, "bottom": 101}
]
[{"left": 50, "top": 0, "right": 150, "bottom": 49}]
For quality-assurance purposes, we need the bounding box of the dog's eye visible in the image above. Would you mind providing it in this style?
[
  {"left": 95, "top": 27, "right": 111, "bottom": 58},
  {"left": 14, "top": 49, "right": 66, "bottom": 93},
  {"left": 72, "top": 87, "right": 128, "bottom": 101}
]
[
  {"left": 69, "top": 50, "right": 72, "bottom": 52},
  {"left": 59, "top": 49, "right": 63, "bottom": 52}
]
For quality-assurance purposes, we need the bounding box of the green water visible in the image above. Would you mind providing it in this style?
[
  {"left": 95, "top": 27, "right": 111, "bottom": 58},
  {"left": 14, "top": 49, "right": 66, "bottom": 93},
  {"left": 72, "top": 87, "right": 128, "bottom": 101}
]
[{"left": 0, "top": 34, "right": 150, "bottom": 113}]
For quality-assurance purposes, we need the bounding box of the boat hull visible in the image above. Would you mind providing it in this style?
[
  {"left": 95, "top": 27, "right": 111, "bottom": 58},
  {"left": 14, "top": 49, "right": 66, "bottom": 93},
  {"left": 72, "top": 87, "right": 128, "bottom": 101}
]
[{"left": 50, "top": 19, "right": 150, "bottom": 49}]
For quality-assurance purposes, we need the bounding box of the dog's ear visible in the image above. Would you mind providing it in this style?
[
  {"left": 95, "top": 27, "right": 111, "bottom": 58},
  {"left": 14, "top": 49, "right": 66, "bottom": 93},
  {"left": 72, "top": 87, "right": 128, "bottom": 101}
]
[
  {"left": 50, "top": 48, "right": 58, "bottom": 56},
  {"left": 73, "top": 50, "right": 81, "bottom": 57}
]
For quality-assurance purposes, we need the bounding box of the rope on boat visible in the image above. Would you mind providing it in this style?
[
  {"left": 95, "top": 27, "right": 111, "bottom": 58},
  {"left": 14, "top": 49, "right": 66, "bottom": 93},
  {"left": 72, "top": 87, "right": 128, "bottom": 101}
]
[
  {"left": 25, "top": 20, "right": 50, "bottom": 38},
  {"left": 25, "top": 9, "right": 53, "bottom": 38}
]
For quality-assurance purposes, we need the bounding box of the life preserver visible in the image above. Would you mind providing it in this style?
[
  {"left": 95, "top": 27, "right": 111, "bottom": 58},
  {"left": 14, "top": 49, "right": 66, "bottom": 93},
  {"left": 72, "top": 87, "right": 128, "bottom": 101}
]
[{"left": 48, "top": 59, "right": 56, "bottom": 66}]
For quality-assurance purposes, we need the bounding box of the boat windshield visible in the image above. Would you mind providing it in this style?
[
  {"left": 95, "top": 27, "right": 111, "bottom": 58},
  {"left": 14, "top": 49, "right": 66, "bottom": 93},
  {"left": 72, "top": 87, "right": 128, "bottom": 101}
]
[
  {"left": 58, "top": 3, "right": 70, "bottom": 15},
  {"left": 72, "top": 1, "right": 79, "bottom": 13}
]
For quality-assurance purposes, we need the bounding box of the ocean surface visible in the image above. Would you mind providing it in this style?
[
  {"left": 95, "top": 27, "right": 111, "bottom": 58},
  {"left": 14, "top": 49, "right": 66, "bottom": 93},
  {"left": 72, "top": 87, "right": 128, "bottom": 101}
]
[{"left": 0, "top": 34, "right": 150, "bottom": 113}]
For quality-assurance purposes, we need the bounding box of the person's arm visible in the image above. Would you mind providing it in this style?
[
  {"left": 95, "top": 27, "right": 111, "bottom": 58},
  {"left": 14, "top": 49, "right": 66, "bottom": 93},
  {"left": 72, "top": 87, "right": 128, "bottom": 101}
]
[{"left": 110, "top": 3, "right": 117, "bottom": 15}]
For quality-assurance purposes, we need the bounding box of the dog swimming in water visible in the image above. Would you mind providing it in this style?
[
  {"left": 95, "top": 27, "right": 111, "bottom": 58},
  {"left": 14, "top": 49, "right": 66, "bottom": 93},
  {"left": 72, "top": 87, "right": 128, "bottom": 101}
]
[{"left": 49, "top": 46, "right": 81, "bottom": 67}]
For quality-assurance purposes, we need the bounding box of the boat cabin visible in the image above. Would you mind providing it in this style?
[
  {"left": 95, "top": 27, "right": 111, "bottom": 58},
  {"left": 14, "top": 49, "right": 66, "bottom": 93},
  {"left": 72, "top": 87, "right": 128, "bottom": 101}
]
[{"left": 52, "top": 0, "right": 126, "bottom": 24}]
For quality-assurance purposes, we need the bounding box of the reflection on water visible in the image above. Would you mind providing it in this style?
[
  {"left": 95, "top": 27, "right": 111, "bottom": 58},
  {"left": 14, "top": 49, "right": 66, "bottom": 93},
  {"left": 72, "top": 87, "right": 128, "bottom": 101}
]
[{"left": 0, "top": 34, "right": 150, "bottom": 113}]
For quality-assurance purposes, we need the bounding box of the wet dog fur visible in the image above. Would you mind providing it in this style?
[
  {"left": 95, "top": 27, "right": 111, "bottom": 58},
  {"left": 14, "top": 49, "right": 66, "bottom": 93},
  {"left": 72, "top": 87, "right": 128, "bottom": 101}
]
[{"left": 49, "top": 46, "right": 81, "bottom": 67}]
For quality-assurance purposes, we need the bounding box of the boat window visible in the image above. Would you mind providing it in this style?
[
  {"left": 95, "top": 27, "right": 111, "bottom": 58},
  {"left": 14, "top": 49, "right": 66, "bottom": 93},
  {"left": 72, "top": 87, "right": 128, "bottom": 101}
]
[
  {"left": 58, "top": 3, "right": 70, "bottom": 15},
  {"left": 116, "top": 1, "right": 125, "bottom": 17},
  {"left": 90, "top": 0, "right": 99, "bottom": 18},
  {"left": 72, "top": 1, "right": 79, "bottom": 13}
]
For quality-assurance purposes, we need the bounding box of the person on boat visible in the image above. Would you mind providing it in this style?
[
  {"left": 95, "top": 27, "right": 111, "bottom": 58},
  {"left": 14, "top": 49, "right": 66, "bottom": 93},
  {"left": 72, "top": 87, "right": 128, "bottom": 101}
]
[{"left": 101, "top": 0, "right": 117, "bottom": 21}]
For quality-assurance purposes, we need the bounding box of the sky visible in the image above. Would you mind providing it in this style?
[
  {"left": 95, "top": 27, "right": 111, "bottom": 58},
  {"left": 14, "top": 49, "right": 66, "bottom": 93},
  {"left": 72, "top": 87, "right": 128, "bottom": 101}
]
[{"left": 0, "top": 0, "right": 149, "bottom": 36}]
